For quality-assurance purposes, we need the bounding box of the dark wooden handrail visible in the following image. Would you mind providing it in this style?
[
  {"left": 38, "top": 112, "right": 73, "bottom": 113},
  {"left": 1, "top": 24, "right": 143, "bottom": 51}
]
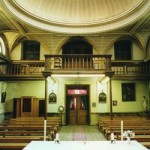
[
  {"left": 44, "top": 54, "right": 112, "bottom": 71},
  {"left": 0, "top": 56, "right": 149, "bottom": 79}
]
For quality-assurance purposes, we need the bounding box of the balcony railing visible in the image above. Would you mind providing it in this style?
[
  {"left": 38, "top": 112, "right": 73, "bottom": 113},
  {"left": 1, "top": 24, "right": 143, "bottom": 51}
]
[
  {"left": 111, "top": 60, "right": 150, "bottom": 76},
  {"left": 0, "top": 56, "right": 149, "bottom": 80},
  {"left": 0, "top": 60, "right": 45, "bottom": 75},
  {"left": 44, "top": 54, "right": 112, "bottom": 72}
]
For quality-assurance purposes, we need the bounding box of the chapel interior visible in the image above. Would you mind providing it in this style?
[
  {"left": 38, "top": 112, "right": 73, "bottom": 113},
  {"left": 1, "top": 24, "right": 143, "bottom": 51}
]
[{"left": 0, "top": 0, "right": 150, "bottom": 149}]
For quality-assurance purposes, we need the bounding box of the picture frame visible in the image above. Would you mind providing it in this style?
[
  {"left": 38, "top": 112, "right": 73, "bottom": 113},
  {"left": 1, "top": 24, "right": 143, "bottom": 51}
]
[
  {"left": 49, "top": 92, "right": 57, "bottom": 103},
  {"left": 1, "top": 83, "right": 6, "bottom": 103},
  {"left": 99, "top": 92, "right": 106, "bottom": 103},
  {"left": 92, "top": 102, "right": 96, "bottom": 108},
  {"left": 122, "top": 83, "right": 135, "bottom": 101},
  {"left": 113, "top": 100, "right": 117, "bottom": 106}
]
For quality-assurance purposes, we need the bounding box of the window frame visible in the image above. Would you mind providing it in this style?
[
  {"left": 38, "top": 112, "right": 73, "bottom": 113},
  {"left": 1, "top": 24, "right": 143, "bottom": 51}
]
[
  {"left": 114, "top": 40, "right": 132, "bottom": 60},
  {"left": 22, "top": 40, "right": 40, "bottom": 60}
]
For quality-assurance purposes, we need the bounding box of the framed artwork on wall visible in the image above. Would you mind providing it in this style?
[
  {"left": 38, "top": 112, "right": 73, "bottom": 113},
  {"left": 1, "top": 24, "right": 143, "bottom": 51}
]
[
  {"left": 1, "top": 83, "right": 6, "bottom": 103},
  {"left": 92, "top": 102, "right": 96, "bottom": 108},
  {"left": 122, "top": 83, "right": 135, "bottom": 101},
  {"left": 99, "top": 92, "right": 106, "bottom": 103},
  {"left": 113, "top": 100, "right": 117, "bottom": 106},
  {"left": 49, "top": 92, "right": 57, "bottom": 103}
]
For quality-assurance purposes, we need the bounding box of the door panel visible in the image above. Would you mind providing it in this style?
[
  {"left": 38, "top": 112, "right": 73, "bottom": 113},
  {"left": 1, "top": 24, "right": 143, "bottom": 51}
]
[
  {"left": 69, "top": 96, "right": 87, "bottom": 125},
  {"left": 69, "top": 110, "right": 77, "bottom": 125},
  {"left": 78, "top": 110, "right": 87, "bottom": 125},
  {"left": 21, "top": 97, "right": 33, "bottom": 117}
]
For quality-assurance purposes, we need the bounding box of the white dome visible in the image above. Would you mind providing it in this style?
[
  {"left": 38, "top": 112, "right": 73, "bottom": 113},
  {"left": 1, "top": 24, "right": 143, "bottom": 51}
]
[{"left": 3, "top": 0, "right": 150, "bottom": 34}]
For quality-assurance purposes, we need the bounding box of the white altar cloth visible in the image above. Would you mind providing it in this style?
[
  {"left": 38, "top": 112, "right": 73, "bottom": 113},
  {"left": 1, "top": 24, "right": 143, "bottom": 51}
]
[{"left": 23, "top": 141, "right": 148, "bottom": 150}]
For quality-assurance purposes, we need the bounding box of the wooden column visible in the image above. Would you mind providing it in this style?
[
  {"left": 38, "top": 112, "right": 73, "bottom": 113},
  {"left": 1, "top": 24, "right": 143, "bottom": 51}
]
[
  {"left": 105, "top": 71, "right": 114, "bottom": 120},
  {"left": 109, "top": 77, "right": 113, "bottom": 120},
  {"left": 44, "top": 75, "right": 48, "bottom": 120}
]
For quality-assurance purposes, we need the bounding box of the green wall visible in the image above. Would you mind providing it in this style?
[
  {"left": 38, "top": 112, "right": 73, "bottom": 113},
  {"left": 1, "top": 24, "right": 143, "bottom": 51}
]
[{"left": 0, "top": 80, "right": 148, "bottom": 124}]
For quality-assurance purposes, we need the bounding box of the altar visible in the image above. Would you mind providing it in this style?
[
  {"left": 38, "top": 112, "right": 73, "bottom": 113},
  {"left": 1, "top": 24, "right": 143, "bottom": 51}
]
[{"left": 23, "top": 141, "right": 148, "bottom": 150}]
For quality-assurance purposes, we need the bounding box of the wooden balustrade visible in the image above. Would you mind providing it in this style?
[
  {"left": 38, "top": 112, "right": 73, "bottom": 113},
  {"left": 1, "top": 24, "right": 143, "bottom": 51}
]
[
  {"left": 44, "top": 54, "right": 111, "bottom": 71},
  {"left": 1, "top": 60, "right": 45, "bottom": 75},
  {"left": 111, "top": 60, "right": 150, "bottom": 76},
  {"left": 0, "top": 56, "right": 149, "bottom": 79}
]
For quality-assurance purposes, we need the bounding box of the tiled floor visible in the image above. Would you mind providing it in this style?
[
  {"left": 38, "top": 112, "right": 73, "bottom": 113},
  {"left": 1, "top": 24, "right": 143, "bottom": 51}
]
[{"left": 59, "top": 125, "right": 106, "bottom": 141}]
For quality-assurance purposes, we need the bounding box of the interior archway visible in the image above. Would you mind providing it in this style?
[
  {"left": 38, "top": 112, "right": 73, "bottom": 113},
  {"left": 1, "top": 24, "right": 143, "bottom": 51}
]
[{"left": 62, "top": 37, "right": 93, "bottom": 54}]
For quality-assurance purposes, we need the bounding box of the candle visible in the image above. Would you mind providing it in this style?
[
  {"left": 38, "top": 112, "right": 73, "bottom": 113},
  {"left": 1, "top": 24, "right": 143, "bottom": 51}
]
[
  {"left": 44, "top": 120, "right": 47, "bottom": 141},
  {"left": 110, "top": 133, "right": 114, "bottom": 140},
  {"left": 121, "top": 120, "right": 123, "bottom": 141},
  {"left": 55, "top": 133, "right": 59, "bottom": 141}
]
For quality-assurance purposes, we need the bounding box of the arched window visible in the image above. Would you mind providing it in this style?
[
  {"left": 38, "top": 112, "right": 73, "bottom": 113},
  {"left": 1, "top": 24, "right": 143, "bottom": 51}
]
[
  {"left": 0, "top": 37, "right": 6, "bottom": 55},
  {"left": 22, "top": 41, "right": 40, "bottom": 60},
  {"left": 62, "top": 37, "right": 93, "bottom": 54}
]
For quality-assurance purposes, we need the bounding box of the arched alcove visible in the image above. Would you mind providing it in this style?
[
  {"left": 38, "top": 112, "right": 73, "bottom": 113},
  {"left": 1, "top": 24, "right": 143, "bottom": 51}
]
[{"left": 62, "top": 37, "right": 93, "bottom": 54}]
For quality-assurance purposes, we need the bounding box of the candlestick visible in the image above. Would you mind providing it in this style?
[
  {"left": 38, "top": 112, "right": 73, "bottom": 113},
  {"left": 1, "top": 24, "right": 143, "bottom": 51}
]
[
  {"left": 44, "top": 120, "right": 47, "bottom": 141},
  {"left": 55, "top": 133, "right": 59, "bottom": 141},
  {"left": 110, "top": 132, "right": 116, "bottom": 144},
  {"left": 121, "top": 120, "right": 123, "bottom": 141},
  {"left": 111, "top": 133, "right": 114, "bottom": 140}
]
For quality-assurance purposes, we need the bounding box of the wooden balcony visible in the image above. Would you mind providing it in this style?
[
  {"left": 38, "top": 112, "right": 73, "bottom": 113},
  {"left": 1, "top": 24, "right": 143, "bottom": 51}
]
[
  {"left": 44, "top": 54, "right": 112, "bottom": 75},
  {"left": 0, "top": 55, "right": 149, "bottom": 80},
  {"left": 0, "top": 60, "right": 45, "bottom": 80},
  {"left": 111, "top": 60, "right": 150, "bottom": 80}
]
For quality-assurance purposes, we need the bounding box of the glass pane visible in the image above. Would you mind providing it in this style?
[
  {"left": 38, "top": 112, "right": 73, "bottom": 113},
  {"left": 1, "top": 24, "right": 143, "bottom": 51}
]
[
  {"left": 22, "top": 41, "right": 40, "bottom": 60},
  {"left": 70, "top": 98, "right": 76, "bottom": 110},
  {"left": 67, "top": 89, "right": 87, "bottom": 95},
  {"left": 80, "top": 100, "right": 85, "bottom": 110}
]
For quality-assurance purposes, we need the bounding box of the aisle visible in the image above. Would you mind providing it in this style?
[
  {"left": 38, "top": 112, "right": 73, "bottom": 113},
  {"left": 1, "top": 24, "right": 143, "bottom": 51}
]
[{"left": 59, "top": 125, "right": 106, "bottom": 141}]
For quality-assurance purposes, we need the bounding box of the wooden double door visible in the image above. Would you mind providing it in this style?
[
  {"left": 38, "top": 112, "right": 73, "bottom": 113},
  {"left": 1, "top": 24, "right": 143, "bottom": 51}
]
[{"left": 69, "top": 96, "right": 88, "bottom": 125}]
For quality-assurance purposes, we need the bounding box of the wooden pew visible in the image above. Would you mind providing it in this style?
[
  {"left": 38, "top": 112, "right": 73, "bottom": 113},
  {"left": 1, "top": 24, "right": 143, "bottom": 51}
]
[
  {"left": 98, "top": 116, "right": 150, "bottom": 149},
  {"left": 99, "top": 119, "right": 150, "bottom": 131},
  {"left": 9, "top": 117, "right": 61, "bottom": 123},
  {"left": 140, "top": 142, "right": 150, "bottom": 149},
  {"left": 0, "top": 137, "right": 42, "bottom": 143},
  {"left": 0, "top": 117, "right": 62, "bottom": 150},
  {"left": 105, "top": 125, "right": 150, "bottom": 139},
  {"left": 0, "top": 143, "right": 27, "bottom": 150},
  {"left": 0, "top": 130, "right": 44, "bottom": 137},
  {"left": 3, "top": 117, "right": 61, "bottom": 132}
]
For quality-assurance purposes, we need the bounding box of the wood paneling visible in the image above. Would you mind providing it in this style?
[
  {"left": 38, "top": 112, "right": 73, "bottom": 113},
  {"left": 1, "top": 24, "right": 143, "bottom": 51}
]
[{"left": 14, "top": 97, "right": 44, "bottom": 117}]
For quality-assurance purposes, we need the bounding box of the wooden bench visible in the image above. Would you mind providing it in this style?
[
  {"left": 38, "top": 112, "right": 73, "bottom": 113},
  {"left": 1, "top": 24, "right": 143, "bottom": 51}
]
[
  {"left": 3, "top": 117, "right": 61, "bottom": 132},
  {"left": 99, "top": 120, "right": 150, "bottom": 130},
  {"left": 140, "top": 142, "right": 150, "bottom": 149},
  {"left": 0, "top": 143, "right": 27, "bottom": 150},
  {"left": 9, "top": 117, "right": 61, "bottom": 123},
  {"left": 0, "top": 130, "right": 44, "bottom": 137},
  {"left": 105, "top": 125, "right": 150, "bottom": 139},
  {"left": 0, "top": 137, "right": 42, "bottom": 143},
  {"left": 0, "top": 117, "right": 62, "bottom": 150}
]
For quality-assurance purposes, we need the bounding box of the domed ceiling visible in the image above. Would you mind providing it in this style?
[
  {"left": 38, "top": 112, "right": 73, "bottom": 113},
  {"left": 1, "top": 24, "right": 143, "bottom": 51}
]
[{"left": 2, "top": 0, "right": 150, "bottom": 34}]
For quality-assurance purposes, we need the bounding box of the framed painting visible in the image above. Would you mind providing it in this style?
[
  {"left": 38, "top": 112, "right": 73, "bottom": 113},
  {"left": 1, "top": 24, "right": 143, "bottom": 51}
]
[
  {"left": 113, "top": 100, "right": 117, "bottom": 106},
  {"left": 49, "top": 92, "right": 57, "bottom": 103},
  {"left": 122, "top": 83, "right": 135, "bottom": 101},
  {"left": 92, "top": 102, "right": 96, "bottom": 108},
  {"left": 99, "top": 92, "right": 106, "bottom": 103},
  {"left": 1, "top": 83, "right": 6, "bottom": 103}
]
